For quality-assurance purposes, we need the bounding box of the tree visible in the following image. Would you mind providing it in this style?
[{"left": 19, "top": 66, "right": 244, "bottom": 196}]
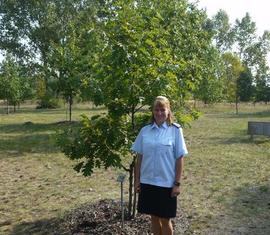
[
  {"left": 255, "top": 78, "right": 270, "bottom": 104},
  {"left": 0, "top": 54, "right": 20, "bottom": 113},
  {"left": 210, "top": 10, "right": 270, "bottom": 107},
  {"left": 209, "top": 10, "right": 270, "bottom": 107},
  {"left": 58, "top": 0, "right": 214, "bottom": 218},
  {"left": 212, "top": 10, "right": 235, "bottom": 53},
  {"left": 237, "top": 67, "right": 254, "bottom": 102},
  {"left": 0, "top": 0, "right": 98, "bottom": 109},
  {"left": 244, "top": 31, "right": 270, "bottom": 101},
  {"left": 47, "top": 1, "right": 100, "bottom": 120},
  {"left": 222, "top": 52, "right": 244, "bottom": 114},
  {"left": 0, "top": 54, "right": 34, "bottom": 112},
  {"left": 243, "top": 31, "right": 270, "bottom": 70},
  {"left": 233, "top": 13, "right": 256, "bottom": 61},
  {"left": 48, "top": 24, "right": 82, "bottom": 121},
  {"left": 193, "top": 46, "right": 224, "bottom": 104},
  {"left": 254, "top": 61, "right": 270, "bottom": 103}
]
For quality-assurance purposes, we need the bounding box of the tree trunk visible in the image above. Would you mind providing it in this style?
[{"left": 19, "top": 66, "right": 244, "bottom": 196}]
[
  {"left": 69, "top": 95, "right": 73, "bottom": 122},
  {"left": 128, "top": 163, "right": 133, "bottom": 218},
  {"left": 130, "top": 108, "right": 137, "bottom": 218},
  {"left": 235, "top": 96, "right": 238, "bottom": 115},
  {"left": 6, "top": 100, "right": 9, "bottom": 114},
  {"left": 132, "top": 155, "right": 137, "bottom": 218},
  {"left": 13, "top": 104, "right": 16, "bottom": 113}
]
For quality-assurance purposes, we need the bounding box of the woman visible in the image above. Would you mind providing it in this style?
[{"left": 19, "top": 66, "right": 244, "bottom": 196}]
[{"left": 131, "top": 96, "right": 188, "bottom": 235}]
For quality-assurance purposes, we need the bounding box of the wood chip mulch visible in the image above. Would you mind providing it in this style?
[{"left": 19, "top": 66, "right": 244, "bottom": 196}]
[{"left": 62, "top": 199, "right": 190, "bottom": 235}]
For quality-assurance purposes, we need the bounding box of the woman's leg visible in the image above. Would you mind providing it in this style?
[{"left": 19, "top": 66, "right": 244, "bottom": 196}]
[
  {"left": 151, "top": 215, "right": 162, "bottom": 235},
  {"left": 160, "top": 218, "right": 173, "bottom": 235}
]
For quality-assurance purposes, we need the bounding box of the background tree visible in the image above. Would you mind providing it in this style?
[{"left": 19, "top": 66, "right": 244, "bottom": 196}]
[
  {"left": 237, "top": 67, "right": 254, "bottom": 102},
  {"left": 254, "top": 62, "right": 270, "bottom": 103},
  {"left": 0, "top": 54, "right": 20, "bottom": 113},
  {"left": 48, "top": 1, "right": 99, "bottom": 120},
  {"left": 211, "top": 10, "right": 270, "bottom": 106},
  {"left": 233, "top": 13, "right": 256, "bottom": 61},
  {"left": 0, "top": 0, "right": 97, "bottom": 109},
  {"left": 212, "top": 10, "right": 235, "bottom": 53},
  {"left": 0, "top": 0, "right": 60, "bottom": 101},
  {"left": 193, "top": 46, "right": 224, "bottom": 105},
  {"left": 244, "top": 31, "right": 270, "bottom": 103},
  {"left": 222, "top": 52, "right": 244, "bottom": 114}
]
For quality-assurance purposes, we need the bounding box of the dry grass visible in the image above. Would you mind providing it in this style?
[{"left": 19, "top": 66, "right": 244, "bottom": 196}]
[
  {"left": 0, "top": 102, "right": 270, "bottom": 234},
  {"left": 182, "top": 102, "right": 270, "bottom": 234},
  {"left": 0, "top": 104, "right": 119, "bottom": 235}
]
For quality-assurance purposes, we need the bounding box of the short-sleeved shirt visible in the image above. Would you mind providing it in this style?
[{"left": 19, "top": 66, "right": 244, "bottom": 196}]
[{"left": 131, "top": 122, "right": 188, "bottom": 188}]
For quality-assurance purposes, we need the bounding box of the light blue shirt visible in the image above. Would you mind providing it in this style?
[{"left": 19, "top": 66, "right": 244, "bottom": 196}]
[{"left": 131, "top": 122, "right": 188, "bottom": 188}]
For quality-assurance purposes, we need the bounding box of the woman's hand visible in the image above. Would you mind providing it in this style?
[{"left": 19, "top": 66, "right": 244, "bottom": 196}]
[{"left": 171, "top": 186, "right": 181, "bottom": 197}]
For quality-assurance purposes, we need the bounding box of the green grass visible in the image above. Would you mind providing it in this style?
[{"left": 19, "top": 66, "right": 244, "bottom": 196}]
[{"left": 0, "top": 102, "right": 270, "bottom": 234}]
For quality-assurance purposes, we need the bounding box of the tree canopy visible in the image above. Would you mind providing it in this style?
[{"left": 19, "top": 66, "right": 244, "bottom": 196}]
[{"left": 57, "top": 0, "right": 215, "bottom": 217}]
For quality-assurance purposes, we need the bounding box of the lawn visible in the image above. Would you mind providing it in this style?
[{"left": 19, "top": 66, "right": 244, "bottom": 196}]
[{"left": 0, "top": 102, "right": 269, "bottom": 234}]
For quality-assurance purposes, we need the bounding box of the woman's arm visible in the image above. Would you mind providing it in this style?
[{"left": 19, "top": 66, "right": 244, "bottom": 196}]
[
  {"left": 134, "top": 154, "right": 142, "bottom": 192},
  {"left": 175, "top": 156, "right": 184, "bottom": 183},
  {"left": 171, "top": 156, "right": 184, "bottom": 197}
]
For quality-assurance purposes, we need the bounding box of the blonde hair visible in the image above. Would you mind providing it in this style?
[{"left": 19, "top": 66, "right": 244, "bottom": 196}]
[{"left": 151, "top": 96, "right": 173, "bottom": 125}]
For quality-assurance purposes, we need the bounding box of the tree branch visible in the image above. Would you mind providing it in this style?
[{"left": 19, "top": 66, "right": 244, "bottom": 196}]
[
  {"left": 121, "top": 163, "right": 130, "bottom": 172},
  {"left": 134, "top": 104, "right": 145, "bottom": 113}
]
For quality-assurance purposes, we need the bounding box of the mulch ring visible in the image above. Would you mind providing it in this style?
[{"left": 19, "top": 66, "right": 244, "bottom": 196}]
[{"left": 62, "top": 199, "right": 190, "bottom": 235}]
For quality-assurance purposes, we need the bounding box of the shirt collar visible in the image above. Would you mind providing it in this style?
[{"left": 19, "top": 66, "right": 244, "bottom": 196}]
[{"left": 151, "top": 122, "right": 169, "bottom": 129}]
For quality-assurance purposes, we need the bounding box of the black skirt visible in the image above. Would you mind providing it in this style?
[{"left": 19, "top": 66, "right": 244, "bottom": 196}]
[{"left": 137, "top": 183, "right": 177, "bottom": 218}]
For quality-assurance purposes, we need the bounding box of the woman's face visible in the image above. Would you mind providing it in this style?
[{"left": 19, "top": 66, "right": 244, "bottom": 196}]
[{"left": 153, "top": 103, "right": 169, "bottom": 125}]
